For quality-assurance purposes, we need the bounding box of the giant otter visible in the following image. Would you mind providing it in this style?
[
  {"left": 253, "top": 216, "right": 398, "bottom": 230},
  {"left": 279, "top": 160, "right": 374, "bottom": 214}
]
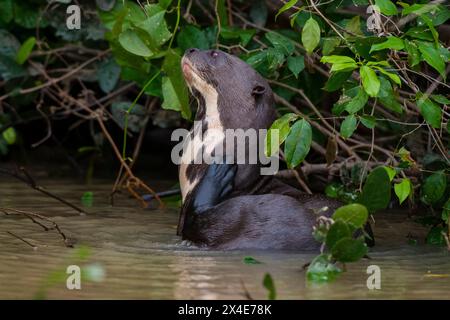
[{"left": 177, "top": 48, "right": 371, "bottom": 250}]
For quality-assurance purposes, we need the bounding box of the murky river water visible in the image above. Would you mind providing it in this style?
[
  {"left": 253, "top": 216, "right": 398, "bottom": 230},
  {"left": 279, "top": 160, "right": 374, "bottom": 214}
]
[{"left": 0, "top": 179, "right": 449, "bottom": 299}]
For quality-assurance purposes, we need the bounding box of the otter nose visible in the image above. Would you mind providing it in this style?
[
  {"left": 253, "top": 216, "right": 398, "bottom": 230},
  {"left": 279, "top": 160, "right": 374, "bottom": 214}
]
[{"left": 185, "top": 48, "right": 198, "bottom": 55}]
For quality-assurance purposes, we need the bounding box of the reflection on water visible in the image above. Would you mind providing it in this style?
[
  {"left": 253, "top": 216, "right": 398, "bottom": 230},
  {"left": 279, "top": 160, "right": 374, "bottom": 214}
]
[{"left": 0, "top": 180, "right": 449, "bottom": 299}]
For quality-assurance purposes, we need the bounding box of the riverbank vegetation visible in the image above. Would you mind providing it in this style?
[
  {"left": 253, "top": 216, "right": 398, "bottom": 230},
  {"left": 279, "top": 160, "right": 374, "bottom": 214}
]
[{"left": 0, "top": 0, "right": 449, "bottom": 282}]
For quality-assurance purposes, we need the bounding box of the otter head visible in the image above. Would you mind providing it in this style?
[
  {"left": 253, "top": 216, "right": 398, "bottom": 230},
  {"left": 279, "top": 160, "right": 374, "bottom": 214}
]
[{"left": 181, "top": 48, "right": 274, "bottom": 125}]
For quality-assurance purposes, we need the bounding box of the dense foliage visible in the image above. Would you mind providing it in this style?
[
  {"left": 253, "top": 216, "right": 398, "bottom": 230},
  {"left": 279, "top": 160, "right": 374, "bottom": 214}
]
[{"left": 0, "top": 0, "right": 449, "bottom": 282}]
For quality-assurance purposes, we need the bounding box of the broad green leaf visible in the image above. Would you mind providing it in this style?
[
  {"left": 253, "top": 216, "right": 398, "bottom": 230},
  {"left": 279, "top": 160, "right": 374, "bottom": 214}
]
[
  {"left": 442, "top": 198, "right": 450, "bottom": 222},
  {"left": 0, "top": 30, "right": 20, "bottom": 58},
  {"left": 358, "top": 166, "right": 391, "bottom": 212},
  {"left": 370, "top": 37, "right": 404, "bottom": 52},
  {"left": 321, "top": 55, "right": 356, "bottom": 64},
  {"left": 332, "top": 203, "right": 369, "bottom": 229},
  {"left": 340, "top": 114, "right": 357, "bottom": 139},
  {"left": 287, "top": 55, "right": 305, "bottom": 78},
  {"left": 326, "top": 221, "right": 351, "bottom": 249},
  {"left": 275, "top": 0, "right": 298, "bottom": 20},
  {"left": 344, "top": 87, "right": 368, "bottom": 114},
  {"left": 322, "top": 37, "right": 341, "bottom": 55},
  {"left": 361, "top": 115, "right": 376, "bottom": 129},
  {"left": 383, "top": 166, "right": 396, "bottom": 181},
  {"left": 417, "top": 96, "right": 442, "bottom": 129},
  {"left": 331, "top": 238, "right": 368, "bottom": 263},
  {"left": 360, "top": 66, "right": 380, "bottom": 97},
  {"left": 162, "top": 50, "right": 190, "bottom": 119},
  {"left": 378, "top": 77, "right": 403, "bottom": 113},
  {"left": 265, "top": 113, "right": 298, "bottom": 156},
  {"left": 404, "top": 40, "right": 421, "bottom": 66},
  {"left": 177, "top": 25, "right": 210, "bottom": 52},
  {"left": 0, "top": 0, "right": 13, "bottom": 23},
  {"left": 431, "top": 94, "right": 450, "bottom": 105},
  {"left": 263, "top": 273, "right": 276, "bottom": 300},
  {"left": 266, "top": 32, "right": 295, "bottom": 56},
  {"left": 2, "top": 127, "right": 16, "bottom": 145},
  {"left": 15, "top": 37, "right": 36, "bottom": 65},
  {"left": 284, "top": 119, "right": 312, "bottom": 168},
  {"left": 97, "top": 58, "right": 121, "bottom": 93},
  {"left": 417, "top": 42, "right": 446, "bottom": 79},
  {"left": 137, "top": 11, "right": 172, "bottom": 48},
  {"left": 306, "top": 254, "right": 342, "bottom": 283},
  {"left": 250, "top": 0, "right": 268, "bottom": 27},
  {"left": 421, "top": 171, "right": 446, "bottom": 205},
  {"left": 323, "top": 71, "right": 351, "bottom": 92},
  {"left": 373, "top": 67, "right": 401, "bottom": 86},
  {"left": 394, "top": 178, "right": 412, "bottom": 205},
  {"left": 302, "top": 17, "right": 321, "bottom": 54},
  {"left": 374, "top": 0, "right": 398, "bottom": 16},
  {"left": 118, "top": 30, "right": 153, "bottom": 57},
  {"left": 345, "top": 16, "right": 363, "bottom": 35},
  {"left": 402, "top": 3, "right": 438, "bottom": 15}
]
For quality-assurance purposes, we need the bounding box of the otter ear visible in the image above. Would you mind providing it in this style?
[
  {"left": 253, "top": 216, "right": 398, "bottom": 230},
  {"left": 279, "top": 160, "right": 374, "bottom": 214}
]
[{"left": 252, "top": 84, "right": 266, "bottom": 97}]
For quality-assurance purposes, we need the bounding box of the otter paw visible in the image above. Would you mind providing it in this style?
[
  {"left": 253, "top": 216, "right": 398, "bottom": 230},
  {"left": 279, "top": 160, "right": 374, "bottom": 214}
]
[{"left": 193, "top": 163, "right": 237, "bottom": 213}]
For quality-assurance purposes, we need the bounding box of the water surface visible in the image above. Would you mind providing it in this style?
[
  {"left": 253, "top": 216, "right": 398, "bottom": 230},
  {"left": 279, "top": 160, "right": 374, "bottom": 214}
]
[{"left": 0, "top": 180, "right": 449, "bottom": 299}]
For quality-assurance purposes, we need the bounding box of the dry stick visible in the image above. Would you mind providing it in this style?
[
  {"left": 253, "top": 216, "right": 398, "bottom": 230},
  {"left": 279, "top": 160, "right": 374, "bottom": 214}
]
[
  {"left": 7, "top": 231, "right": 37, "bottom": 249},
  {"left": 1, "top": 207, "right": 72, "bottom": 247},
  {"left": 0, "top": 50, "right": 110, "bottom": 102},
  {"left": 95, "top": 114, "right": 163, "bottom": 208},
  {"left": 0, "top": 167, "right": 86, "bottom": 214}
]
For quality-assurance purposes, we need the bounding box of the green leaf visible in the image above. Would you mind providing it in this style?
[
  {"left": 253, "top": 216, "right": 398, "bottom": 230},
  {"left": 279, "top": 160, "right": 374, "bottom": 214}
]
[
  {"left": 323, "top": 71, "right": 351, "bottom": 92},
  {"left": 373, "top": 67, "right": 401, "bottom": 86},
  {"left": 275, "top": 0, "right": 298, "bottom": 20},
  {"left": 322, "top": 37, "right": 341, "bottom": 56},
  {"left": 287, "top": 55, "right": 305, "bottom": 78},
  {"left": 137, "top": 11, "right": 172, "bottom": 48},
  {"left": 307, "top": 254, "right": 342, "bottom": 283},
  {"left": 15, "top": 37, "right": 36, "bottom": 65},
  {"left": 265, "top": 113, "right": 298, "bottom": 157},
  {"left": 340, "top": 114, "right": 357, "bottom": 139},
  {"left": 177, "top": 25, "right": 209, "bottom": 51},
  {"left": 383, "top": 166, "right": 396, "bottom": 181},
  {"left": 358, "top": 166, "right": 391, "bottom": 213},
  {"left": 361, "top": 115, "right": 376, "bottom": 129},
  {"left": 162, "top": 50, "right": 190, "bottom": 119},
  {"left": 378, "top": 77, "right": 403, "bottom": 113},
  {"left": 374, "top": 0, "right": 398, "bottom": 16},
  {"left": 0, "top": 30, "right": 20, "bottom": 58},
  {"left": 326, "top": 220, "right": 351, "bottom": 249},
  {"left": 284, "top": 119, "right": 312, "bottom": 168},
  {"left": 332, "top": 203, "right": 369, "bottom": 230},
  {"left": 321, "top": 55, "right": 356, "bottom": 64},
  {"left": 81, "top": 191, "right": 94, "bottom": 207},
  {"left": 417, "top": 42, "right": 446, "bottom": 79},
  {"left": 263, "top": 273, "right": 276, "bottom": 300},
  {"left": 243, "top": 256, "right": 262, "bottom": 264},
  {"left": 431, "top": 94, "right": 450, "bottom": 105},
  {"left": 404, "top": 40, "right": 421, "bottom": 66},
  {"left": 394, "top": 178, "right": 412, "bottom": 205},
  {"left": 442, "top": 198, "right": 450, "bottom": 222},
  {"left": 2, "top": 127, "right": 16, "bottom": 145},
  {"left": 302, "top": 17, "right": 321, "bottom": 54},
  {"left": 118, "top": 30, "right": 153, "bottom": 57},
  {"left": 250, "top": 0, "right": 268, "bottom": 27},
  {"left": 97, "top": 58, "right": 121, "bottom": 93},
  {"left": 426, "top": 226, "right": 446, "bottom": 246},
  {"left": 331, "top": 238, "right": 368, "bottom": 263},
  {"left": 266, "top": 32, "right": 295, "bottom": 56},
  {"left": 344, "top": 87, "right": 368, "bottom": 114},
  {"left": 417, "top": 96, "right": 442, "bottom": 129},
  {"left": 360, "top": 66, "right": 380, "bottom": 97},
  {"left": 370, "top": 37, "right": 404, "bottom": 52},
  {"left": 421, "top": 171, "right": 446, "bottom": 205},
  {"left": 0, "top": 0, "right": 14, "bottom": 23}
]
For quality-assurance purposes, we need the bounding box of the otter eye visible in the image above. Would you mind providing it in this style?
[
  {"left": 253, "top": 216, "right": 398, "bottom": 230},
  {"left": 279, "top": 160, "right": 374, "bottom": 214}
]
[{"left": 210, "top": 51, "right": 219, "bottom": 58}]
